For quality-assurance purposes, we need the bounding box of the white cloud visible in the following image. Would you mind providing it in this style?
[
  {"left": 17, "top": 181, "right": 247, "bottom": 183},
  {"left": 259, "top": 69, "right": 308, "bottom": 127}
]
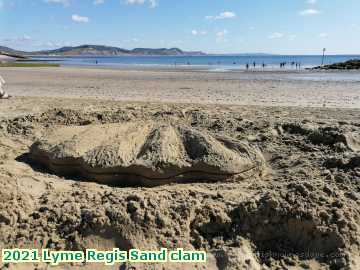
[
  {"left": 72, "top": 14, "right": 89, "bottom": 23},
  {"left": 44, "top": 0, "right": 71, "bottom": 6},
  {"left": 0, "top": 35, "right": 74, "bottom": 50},
  {"left": 191, "top": 30, "right": 207, "bottom": 36},
  {"left": 268, "top": 32, "right": 298, "bottom": 40},
  {"left": 2, "top": 35, "right": 31, "bottom": 42},
  {"left": 125, "top": 0, "right": 158, "bottom": 8},
  {"left": 268, "top": 32, "right": 284, "bottom": 39},
  {"left": 43, "top": 42, "right": 59, "bottom": 47},
  {"left": 206, "top": 11, "right": 236, "bottom": 20},
  {"left": 0, "top": 35, "right": 33, "bottom": 48},
  {"left": 266, "top": 32, "right": 301, "bottom": 41},
  {"left": 171, "top": 40, "right": 184, "bottom": 45},
  {"left": 216, "top": 29, "right": 228, "bottom": 43},
  {"left": 38, "top": 41, "right": 72, "bottom": 48},
  {"left": 288, "top": 34, "right": 297, "bottom": 41},
  {"left": 299, "top": 9, "right": 321, "bottom": 16},
  {"left": 21, "top": 34, "right": 31, "bottom": 41},
  {"left": 93, "top": 0, "right": 104, "bottom": 5},
  {"left": 319, "top": 33, "right": 328, "bottom": 38},
  {"left": 307, "top": 0, "right": 317, "bottom": 4},
  {"left": 44, "top": 41, "right": 56, "bottom": 47},
  {"left": 126, "top": 0, "right": 145, "bottom": 4}
]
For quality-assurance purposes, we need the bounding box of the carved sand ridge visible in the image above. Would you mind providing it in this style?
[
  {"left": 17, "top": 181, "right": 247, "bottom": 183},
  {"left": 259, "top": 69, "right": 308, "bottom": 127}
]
[{"left": 29, "top": 121, "right": 265, "bottom": 186}]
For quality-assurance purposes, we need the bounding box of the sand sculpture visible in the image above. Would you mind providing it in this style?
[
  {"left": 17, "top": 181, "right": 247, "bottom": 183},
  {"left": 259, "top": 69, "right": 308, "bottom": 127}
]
[{"left": 30, "top": 121, "right": 265, "bottom": 186}]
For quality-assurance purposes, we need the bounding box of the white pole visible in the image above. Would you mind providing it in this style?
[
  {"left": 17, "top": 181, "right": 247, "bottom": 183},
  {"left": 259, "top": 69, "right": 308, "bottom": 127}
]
[{"left": 321, "top": 48, "right": 326, "bottom": 66}]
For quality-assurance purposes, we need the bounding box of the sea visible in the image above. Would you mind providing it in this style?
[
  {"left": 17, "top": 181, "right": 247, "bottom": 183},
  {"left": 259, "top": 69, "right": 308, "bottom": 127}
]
[{"left": 34, "top": 54, "right": 360, "bottom": 71}]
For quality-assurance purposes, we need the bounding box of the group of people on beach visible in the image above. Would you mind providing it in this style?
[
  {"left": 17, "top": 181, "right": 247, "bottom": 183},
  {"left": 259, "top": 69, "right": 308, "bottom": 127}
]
[
  {"left": 245, "top": 61, "right": 302, "bottom": 70},
  {"left": 174, "top": 60, "right": 302, "bottom": 70},
  {"left": 280, "top": 61, "right": 301, "bottom": 69},
  {"left": 0, "top": 75, "right": 10, "bottom": 99},
  {"left": 246, "top": 62, "right": 268, "bottom": 70}
]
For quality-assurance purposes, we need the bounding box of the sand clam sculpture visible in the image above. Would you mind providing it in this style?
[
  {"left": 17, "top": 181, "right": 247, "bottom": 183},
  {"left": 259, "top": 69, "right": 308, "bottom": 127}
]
[{"left": 29, "top": 121, "right": 265, "bottom": 186}]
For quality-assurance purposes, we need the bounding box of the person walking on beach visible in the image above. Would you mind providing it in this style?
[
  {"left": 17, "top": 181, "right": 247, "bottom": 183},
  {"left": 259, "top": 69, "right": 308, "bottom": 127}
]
[
  {"left": 253, "top": 61, "right": 256, "bottom": 68},
  {"left": 0, "top": 75, "right": 10, "bottom": 99},
  {"left": 246, "top": 63, "right": 249, "bottom": 70}
]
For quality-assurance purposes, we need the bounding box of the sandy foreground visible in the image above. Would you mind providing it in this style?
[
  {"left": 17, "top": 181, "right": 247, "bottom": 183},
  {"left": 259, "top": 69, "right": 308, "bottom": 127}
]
[{"left": 0, "top": 67, "right": 360, "bottom": 270}]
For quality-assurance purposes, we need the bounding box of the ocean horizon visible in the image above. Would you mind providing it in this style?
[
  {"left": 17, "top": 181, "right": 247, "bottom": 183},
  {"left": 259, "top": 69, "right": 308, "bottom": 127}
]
[{"left": 34, "top": 54, "right": 360, "bottom": 71}]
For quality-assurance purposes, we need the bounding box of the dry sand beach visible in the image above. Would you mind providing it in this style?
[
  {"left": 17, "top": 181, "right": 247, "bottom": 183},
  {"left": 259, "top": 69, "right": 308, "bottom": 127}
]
[
  {"left": 1, "top": 67, "right": 360, "bottom": 108},
  {"left": 0, "top": 67, "right": 360, "bottom": 270}
]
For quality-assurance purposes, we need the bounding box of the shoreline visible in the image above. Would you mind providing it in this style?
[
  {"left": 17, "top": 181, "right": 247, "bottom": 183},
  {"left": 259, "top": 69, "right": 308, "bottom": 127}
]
[
  {"left": 5, "top": 62, "right": 360, "bottom": 75},
  {"left": 29, "top": 53, "right": 360, "bottom": 73},
  {"left": 3, "top": 63, "right": 360, "bottom": 77},
  {"left": 0, "top": 66, "right": 359, "bottom": 108}
]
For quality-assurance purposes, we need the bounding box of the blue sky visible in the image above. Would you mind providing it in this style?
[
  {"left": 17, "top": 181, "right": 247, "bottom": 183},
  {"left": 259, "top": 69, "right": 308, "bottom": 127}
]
[{"left": 0, "top": 0, "right": 359, "bottom": 54}]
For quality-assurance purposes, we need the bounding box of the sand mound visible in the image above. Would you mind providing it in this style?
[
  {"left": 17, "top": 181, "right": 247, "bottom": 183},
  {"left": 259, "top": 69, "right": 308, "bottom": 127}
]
[
  {"left": 29, "top": 121, "right": 265, "bottom": 186},
  {"left": 345, "top": 133, "right": 360, "bottom": 152}
]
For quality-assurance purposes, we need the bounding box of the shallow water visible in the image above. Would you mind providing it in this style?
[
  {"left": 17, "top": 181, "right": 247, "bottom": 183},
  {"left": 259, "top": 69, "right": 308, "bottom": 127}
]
[
  {"left": 34, "top": 54, "right": 360, "bottom": 71},
  {"left": 228, "top": 70, "right": 360, "bottom": 82},
  {"left": 31, "top": 55, "right": 360, "bottom": 82}
]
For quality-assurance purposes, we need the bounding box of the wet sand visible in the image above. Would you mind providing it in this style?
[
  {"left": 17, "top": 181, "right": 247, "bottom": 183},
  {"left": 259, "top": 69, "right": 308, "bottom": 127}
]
[{"left": 1, "top": 66, "right": 360, "bottom": 108}]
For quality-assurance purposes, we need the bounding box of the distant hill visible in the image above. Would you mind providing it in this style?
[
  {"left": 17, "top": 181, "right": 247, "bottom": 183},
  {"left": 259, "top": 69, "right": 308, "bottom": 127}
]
[
  {"left": 0, "top": 46, "right": 27, "bottom": 59},
  {"left": 0, "top": 46, "right": 24, "bottom": 55},
  {"left": 0, "top": 45, "right": 206, "bottom": 57},
  {"left": 130, "top": 47, "right": 204, "bottom": 56},
  {"left": 31, "top": 45, "right": 130, "bottom": 56}
]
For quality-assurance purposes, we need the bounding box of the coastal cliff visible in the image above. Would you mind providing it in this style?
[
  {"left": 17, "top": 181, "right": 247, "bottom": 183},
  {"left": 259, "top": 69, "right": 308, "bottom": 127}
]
[{"left": 0, "top": 45, "right": 206, "bottom": 57}]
